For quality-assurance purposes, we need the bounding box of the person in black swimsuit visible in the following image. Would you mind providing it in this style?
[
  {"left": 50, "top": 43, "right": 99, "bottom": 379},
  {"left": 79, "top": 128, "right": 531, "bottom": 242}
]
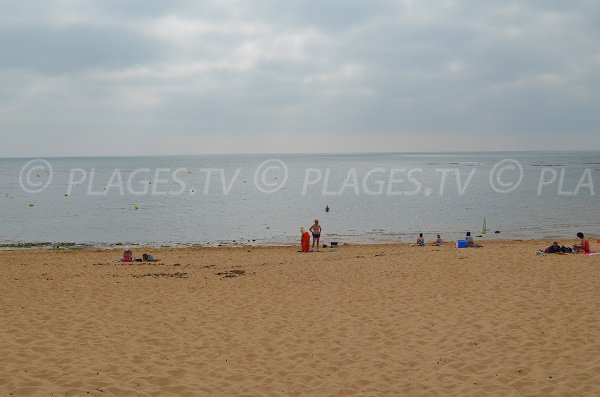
[{"left": 310, "top": 219, "right": 321, "bottom": 252}]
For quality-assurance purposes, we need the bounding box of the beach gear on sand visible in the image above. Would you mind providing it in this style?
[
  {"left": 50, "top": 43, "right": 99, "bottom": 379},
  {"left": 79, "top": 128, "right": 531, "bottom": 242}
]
[{"left": 456, "top": 240, "right": 468, "bottom": 248}]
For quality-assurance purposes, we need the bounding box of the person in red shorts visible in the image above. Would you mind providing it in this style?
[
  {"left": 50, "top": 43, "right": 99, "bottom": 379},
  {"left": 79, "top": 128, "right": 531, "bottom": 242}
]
[
  {"left": 300, "top": 227, "right": 311, "bottom": 252},
  {"left": 574, "top": 232, "right": 591, "bottom": 254}
]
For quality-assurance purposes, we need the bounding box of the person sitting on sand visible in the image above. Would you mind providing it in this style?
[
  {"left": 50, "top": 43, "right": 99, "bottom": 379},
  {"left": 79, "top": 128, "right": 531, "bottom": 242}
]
[
  {"left": 300, "top": 227, "right": 311, "bottom": 253},
  {"left": 574, "top": 232, "right": 591, "bottom": 254},
  {"left": 121, "top": 246, "right": 134, "bottom": 262},
  {"left": 465, "top": 232, "right": 474, "bottom": 247},
  {"left": 409, "top": 233, "right": 426, "bottom": 247},
  {"left": 432, "top": 234, "right": 443, "bottom": 246},
  {"left": 544, "top": 242, "right": 563, "bottom": 254},
  {"left": 465, "top": 232, "right": 482, "bottom": 247},
  {"left": 310, "top": 220, "right": 321, "bottom": 252}
]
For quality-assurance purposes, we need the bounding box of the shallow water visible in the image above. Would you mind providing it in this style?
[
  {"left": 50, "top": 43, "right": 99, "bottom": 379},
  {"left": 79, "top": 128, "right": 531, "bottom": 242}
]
[{"left": 1, "top": 152, "right": 598, "bottom": 246}]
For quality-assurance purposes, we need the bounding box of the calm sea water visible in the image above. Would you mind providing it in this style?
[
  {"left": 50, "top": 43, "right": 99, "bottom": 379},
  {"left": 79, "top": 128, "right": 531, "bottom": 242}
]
[{"left": 0, "top": 152, "right": 599, "bottom": 246}]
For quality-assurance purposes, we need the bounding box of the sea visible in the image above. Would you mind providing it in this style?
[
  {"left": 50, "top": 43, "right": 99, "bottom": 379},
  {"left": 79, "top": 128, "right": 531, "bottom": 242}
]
[{"left": 0, "top": 152, "right": 599, "bottom": 247}]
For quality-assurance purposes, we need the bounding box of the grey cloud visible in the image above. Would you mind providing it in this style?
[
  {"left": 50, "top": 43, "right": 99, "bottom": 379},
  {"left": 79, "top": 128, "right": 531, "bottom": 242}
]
[
  {"left": 0, "top": 24, "right": 165, "bottom": 74},
  {"left": 245, "top": 0, "right": 398, "bottom": 32},
  {"left": 94, "top": 0, "right": 189, "bottom": 18},
  {"left": 0, "top": 1, "right": 599, "bottom": 156}
]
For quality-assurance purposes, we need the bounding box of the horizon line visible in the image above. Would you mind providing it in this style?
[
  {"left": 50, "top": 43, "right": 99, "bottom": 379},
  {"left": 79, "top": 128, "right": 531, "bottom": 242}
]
[{"left": 1, "top": 149, "right": 600, "bottom": 160}]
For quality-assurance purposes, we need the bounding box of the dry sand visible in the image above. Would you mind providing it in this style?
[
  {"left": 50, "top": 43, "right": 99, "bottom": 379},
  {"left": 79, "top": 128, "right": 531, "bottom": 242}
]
[{"left": 1, "top": 240, "right": 600, "bottom": 396}]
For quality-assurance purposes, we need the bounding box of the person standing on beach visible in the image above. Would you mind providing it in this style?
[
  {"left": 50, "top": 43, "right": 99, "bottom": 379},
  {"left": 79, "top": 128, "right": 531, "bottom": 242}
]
[
  {"left": 310, "top": 220, "right": 321, "bottom": 252},
  {"left": 300, "top": 228, "right": 311, "bottom": 252}
]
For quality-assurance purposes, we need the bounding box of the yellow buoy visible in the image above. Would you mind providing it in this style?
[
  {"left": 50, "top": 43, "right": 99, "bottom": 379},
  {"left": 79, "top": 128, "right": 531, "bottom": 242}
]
[{"left": 133, "top": 205, "right": 139, "bottom": 210}]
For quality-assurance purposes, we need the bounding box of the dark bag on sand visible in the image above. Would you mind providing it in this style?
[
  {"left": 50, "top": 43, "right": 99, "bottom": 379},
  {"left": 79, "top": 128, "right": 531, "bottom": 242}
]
[{"left": 560, "top": 246, "right": 573, "bottom": 253}]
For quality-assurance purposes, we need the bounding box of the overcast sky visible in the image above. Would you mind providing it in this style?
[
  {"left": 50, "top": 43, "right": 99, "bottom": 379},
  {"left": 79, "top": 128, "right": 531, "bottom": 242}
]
[{"left": 1, "top": 0, "right": 599, "bottom": 157}]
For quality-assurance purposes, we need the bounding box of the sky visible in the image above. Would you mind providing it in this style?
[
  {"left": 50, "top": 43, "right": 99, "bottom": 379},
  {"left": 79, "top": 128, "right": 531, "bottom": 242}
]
[{"left": 1, "top": 0, "right": 599, "bottom": 157}]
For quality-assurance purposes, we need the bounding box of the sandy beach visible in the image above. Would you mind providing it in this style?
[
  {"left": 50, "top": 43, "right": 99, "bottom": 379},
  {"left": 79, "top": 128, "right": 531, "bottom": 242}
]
[{"left": 2, "top": 240, "right": 600, "bottom": 396}]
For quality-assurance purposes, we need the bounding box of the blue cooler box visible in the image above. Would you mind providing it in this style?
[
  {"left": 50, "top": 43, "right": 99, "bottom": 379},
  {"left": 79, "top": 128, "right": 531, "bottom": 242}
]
[{"left": 456, "top": 240, "right": 468, "bottom": 248}]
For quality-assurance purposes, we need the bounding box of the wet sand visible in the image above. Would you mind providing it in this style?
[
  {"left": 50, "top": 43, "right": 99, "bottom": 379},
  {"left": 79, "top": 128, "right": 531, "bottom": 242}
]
[{"left": 2, "top": 240, "right": 600, "bottom": 396}]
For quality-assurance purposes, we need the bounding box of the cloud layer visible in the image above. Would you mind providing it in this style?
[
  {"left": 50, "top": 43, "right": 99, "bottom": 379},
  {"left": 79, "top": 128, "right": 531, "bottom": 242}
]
[{"left": 1, "top": 0, "right": 599, "bottom": 156}]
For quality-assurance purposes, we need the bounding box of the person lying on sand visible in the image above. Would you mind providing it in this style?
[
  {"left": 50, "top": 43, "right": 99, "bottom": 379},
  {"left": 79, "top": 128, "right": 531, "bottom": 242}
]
[
  {"left": 142, "top": 253, "right": 159, "bottom": 262},
  {"left": 574, "top": 232, "right": 591, "bottom": 254},
  {"left": 544, "top": 242, "right": 565, "bottom": 254},
  {"left": 120, "top": 250, "right": 159, "bottom": 263}
]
